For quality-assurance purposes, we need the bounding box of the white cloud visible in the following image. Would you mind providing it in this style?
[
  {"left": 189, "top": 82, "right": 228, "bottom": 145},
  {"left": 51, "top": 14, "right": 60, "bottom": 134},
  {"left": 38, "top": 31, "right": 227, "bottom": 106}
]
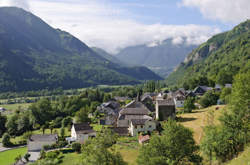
[
  {"left": 0, "top": 0, "right": 221, "bottom": 54},
  {"left": 180, "top": 0, "right": 250, "bottom": 23},
  {"left": 172, "top": 37, "right": 184, "bottom": 45},
  {"left": 0, "top": 0, "right": 29, "bottom": 11}
]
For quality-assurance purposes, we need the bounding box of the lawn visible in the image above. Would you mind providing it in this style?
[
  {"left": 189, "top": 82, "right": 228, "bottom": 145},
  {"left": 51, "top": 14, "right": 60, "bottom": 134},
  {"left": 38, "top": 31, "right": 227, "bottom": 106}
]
[
  {"left": 115, "top": 136, "right": 140, "bottom": 165},
  {"left": 177, "top": 105, "right": 225, "bottom": 144},
  {"left": 0, "top": 147, "right": 27, "bottom": 165},
  {"left": 119, "top": 147, "right": 139, "bottom": 165},
  {"left": 1, "top": 103, "right": 32, "bottom": 115},
  {"left": 60, "top": 152, "right": 82, "bottom": 165},
  {"left": 0, "top": 128, "right": 71, "bottom": 144},
  {"left": 225, "top": 145, "right": 250, "bottom": 165}
]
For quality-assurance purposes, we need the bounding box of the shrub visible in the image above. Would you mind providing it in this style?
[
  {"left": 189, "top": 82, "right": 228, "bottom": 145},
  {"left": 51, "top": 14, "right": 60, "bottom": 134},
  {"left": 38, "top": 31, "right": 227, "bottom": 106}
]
[
  {"left": 72, "top": 142, "right": 81, "bottom": 153},
  {"left": 199, "top": 91, "right": 219, "bottom": 108},
  {"left": 184, "top": 97, "right": 195, "bottom": 113},
  {"left": 2, "top": 133, "right": 12, "bottom": 147},
  {"left": 24, "top": 153, "right": 31, "bottom": 162}
]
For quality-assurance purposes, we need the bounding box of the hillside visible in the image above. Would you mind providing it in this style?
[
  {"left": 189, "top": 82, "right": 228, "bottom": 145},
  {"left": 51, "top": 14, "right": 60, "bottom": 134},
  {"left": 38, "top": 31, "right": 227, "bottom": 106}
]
[
  {"left": 166, "top": 20, "right": 250, "bottom": 86},
  {"left": 0, "top": 7, "right": 162, "bottom": 92},
  {"left": 115, "top": 39, "right": 197, "bottom": 77},
  {"left": 92, "top": 47, "right": 126, "bottom": 66}
]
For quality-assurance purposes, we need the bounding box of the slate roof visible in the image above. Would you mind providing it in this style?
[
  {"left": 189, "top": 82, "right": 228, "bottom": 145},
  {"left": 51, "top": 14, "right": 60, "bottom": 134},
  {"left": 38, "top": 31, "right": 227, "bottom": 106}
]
[
  {"left": 141, "top": 92, "right": 156, "bottom": 101},
  {"left": 185, "top": 91, "right": 196, "bottom": 97},
  {"left": 74, "top": 123, "right": 95, "bottom": 134},
  {"left": 101, "top": 101, "right": 120, "bottom": 109},
  {"left": 119, "top": 108, "right": 150, "bottom": 115},
  {"left": 215, "top": 84, "right": 222, "bottom": 89},
  {"left": 225, "top": 84, "right": 232, "bottom": 88},
  {"left": 131, "top": 119, "right": 148, "bottom": 125},
  {"left": 174, "top": 95, "right": 185, "bottom": 101},
  {"left": 114, "top": 96, "right": 130, "bottom": 101},
  {"left": 194, "top": 86, "right": 213, "bottom": 93},
  {"left": 157, "top": 99, "right": 175, "bottom": 106},
  {"left": 29, "top": 134, "right": 58, "bottom": 142},
  {"left": 125, "top": 100, "right": 149, "bottom": 109}
]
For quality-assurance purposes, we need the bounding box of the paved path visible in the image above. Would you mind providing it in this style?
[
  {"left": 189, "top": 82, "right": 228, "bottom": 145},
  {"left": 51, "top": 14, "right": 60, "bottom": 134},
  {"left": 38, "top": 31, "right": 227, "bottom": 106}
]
[{"left": 28, "top": 152, "right": 40, "bottom": 162}]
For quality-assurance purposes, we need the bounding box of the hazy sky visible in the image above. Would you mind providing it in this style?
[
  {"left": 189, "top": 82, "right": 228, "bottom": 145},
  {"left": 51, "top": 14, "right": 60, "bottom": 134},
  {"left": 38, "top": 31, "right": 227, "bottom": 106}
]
[{"left": 0, "top": 0, "right": 249, "bottom": 53}]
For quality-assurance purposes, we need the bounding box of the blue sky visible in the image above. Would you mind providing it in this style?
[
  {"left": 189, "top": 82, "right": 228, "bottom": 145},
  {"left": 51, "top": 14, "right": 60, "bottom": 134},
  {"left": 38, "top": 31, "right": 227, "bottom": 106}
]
[
  {"left": 0, "top": 0, "right": 249, "bottom": 53},
  {"left": 109, "top": 0, "right": 234, "bottom": 30}
]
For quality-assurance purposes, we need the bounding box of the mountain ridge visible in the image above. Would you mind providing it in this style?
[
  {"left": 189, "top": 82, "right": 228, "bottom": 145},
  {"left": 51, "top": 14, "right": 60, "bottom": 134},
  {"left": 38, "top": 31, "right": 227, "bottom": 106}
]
[
  {"left": 0, "top": 7, "right": 162, "bottom": 92},
  {"left": 115, "top": 38, "right": 197, "bottom": 77},
  {"left": 166, "top": 20, "right": 250, "bottom": 87}
]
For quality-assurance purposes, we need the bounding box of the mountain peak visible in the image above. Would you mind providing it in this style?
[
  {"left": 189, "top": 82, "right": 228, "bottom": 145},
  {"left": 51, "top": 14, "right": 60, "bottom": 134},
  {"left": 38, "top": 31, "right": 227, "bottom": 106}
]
[{"left": 0, "top": 7, "right": 161, "bottom": 92}]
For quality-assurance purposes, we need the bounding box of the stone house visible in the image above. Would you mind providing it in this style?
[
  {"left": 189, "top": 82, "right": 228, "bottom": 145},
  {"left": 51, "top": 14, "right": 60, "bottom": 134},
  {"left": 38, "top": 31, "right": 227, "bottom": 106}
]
[
  {"left": 128, "top": 119, "right": 156, "bottom": 136},
  {"left": 117, "top": 107, "right": 152, "bottom": 127},
  {"left": 98, "top": 101, "right": 120, "bottom": 125},
  {"left": 174, "top": 95, "right": 185, "bottom": 108},
  {"left": 155, "top": 99, "right": 176, "bottom": 121}
]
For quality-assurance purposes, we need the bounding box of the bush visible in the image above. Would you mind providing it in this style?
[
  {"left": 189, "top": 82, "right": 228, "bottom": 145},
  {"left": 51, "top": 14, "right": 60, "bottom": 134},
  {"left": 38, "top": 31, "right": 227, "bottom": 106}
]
[
  {"left": 2, "top": 133, "right": 12, "bottom": 147},
  {"left": 58, "top": 140, "right": 68, "bottom": 148},
  {"left": 24, "top": 153, "right": 30, "bottom": 162},
  {"left": 43, "top": 140, "right": 67, "bottom": 150},
  {"left": 184, "top": 97, "right": 195, "bottom": 113},
  {"left": 199, "top": 91, "right": 219, "bottom": 108},
  {"left": 220, "top": 87, "right": 231, "bottom": 104},
  {"left": 72, "top": 142, "right": 81, "bottom": 153},
  {"left": 137, "top": 120, "right": 201, "bottom": 164}
]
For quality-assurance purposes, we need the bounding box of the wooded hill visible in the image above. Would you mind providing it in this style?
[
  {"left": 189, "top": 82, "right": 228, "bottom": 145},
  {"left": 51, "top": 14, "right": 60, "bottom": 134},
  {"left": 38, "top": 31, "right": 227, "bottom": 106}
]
[
  {"left": 166, "top": 20, "right": 250, "bottom": 87},
  {"left": 0, "top": 7, "right": 162, "bottom": 92}
]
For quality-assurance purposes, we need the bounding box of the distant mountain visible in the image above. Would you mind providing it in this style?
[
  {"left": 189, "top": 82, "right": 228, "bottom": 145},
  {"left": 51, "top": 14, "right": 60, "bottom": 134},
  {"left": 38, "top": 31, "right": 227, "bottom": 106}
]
[
  {"left": 115, "top": 39, "right": 197, "bottom": 77},
  {"left": 0, "top": 7, "right": 162, "bottom": 92},
  {"left": 166, "top": 20, "right": 250, "bottom": 86},
  {"left": 92, "top": 47, "right": 126, "bottom": 66}
]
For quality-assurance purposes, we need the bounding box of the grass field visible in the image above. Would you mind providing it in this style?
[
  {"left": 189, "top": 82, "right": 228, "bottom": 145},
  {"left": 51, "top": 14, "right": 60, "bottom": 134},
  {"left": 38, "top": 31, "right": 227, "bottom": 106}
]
[
  {"left": 0, "top": 128, "right": 71, "bottom": 144},
  {"left": 225, "top": 145, "right": 250, "bottom": 165},
  {"left": 115, "top": 136, "right": 140, "bottom": 165},
  {"left": 1, "top": 103, "right": 32, "bottom": 115},
  {"left": 177, "top": 105, "right": 225, "bottom": 144},
  {"left": 60, "top": 152, "right": 82, "bottom": 165},
  {"left": 119, "top": 147, "right": 139, "bottom": 165},
  {"left": 0, "top": 147, "right": 27, "bottom": 165}
]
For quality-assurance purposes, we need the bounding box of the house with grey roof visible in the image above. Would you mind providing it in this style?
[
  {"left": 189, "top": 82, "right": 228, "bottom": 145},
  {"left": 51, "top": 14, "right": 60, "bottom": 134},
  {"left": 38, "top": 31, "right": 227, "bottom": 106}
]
[
  {"left": 225, "top": 84, "right": 232, "bottom": 88},
  {"left": 68, "top": 123, "right": 96, "bottom": 144},
  {"left": 0, "top": 107, "right": 6, "bottom": 112},
  {"left": 128, "top": 119, "right": 156, "bottom": 136},
  {"left": 193, "top": 86, "right": 213, "bottom": 96},
  {"left": 117, "top": 106, "right": 152, "bottom": 127},
  {"left": 97, "top": 101, "right": 120, "bottom": 125},
  {"left": 156, "top": 99, "right": 176, "bottom": 121},
  {"left": 215, "top": 84, "right": 222, "bottom": 91},
  {"left": 171, "top": 89, "right": 187, "bottom": 108},
  {"left": 28, "top": 134, "right": 58, "bottom": 152}
]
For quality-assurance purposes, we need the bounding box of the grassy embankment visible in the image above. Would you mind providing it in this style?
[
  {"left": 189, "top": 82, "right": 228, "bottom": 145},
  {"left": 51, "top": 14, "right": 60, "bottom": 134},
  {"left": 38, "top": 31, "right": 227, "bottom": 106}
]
[
  {"left": 177, "top": 105, "right": 225, "bottom": 144},
  {"left": 0, "top": 147, "right": 27, "bottom": 165}
]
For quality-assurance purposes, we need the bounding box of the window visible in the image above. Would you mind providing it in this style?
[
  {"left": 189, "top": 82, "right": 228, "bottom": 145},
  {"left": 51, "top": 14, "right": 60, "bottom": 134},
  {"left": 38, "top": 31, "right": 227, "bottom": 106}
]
[
  {"left": 141, "top": 125, "right": 143, "bottom": 128},
  {"left": 135, "top": 125, "right": 137, "bottom": 129},
  {"left": 149, "top": 125, "right": 152, "bottom": 128}
]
